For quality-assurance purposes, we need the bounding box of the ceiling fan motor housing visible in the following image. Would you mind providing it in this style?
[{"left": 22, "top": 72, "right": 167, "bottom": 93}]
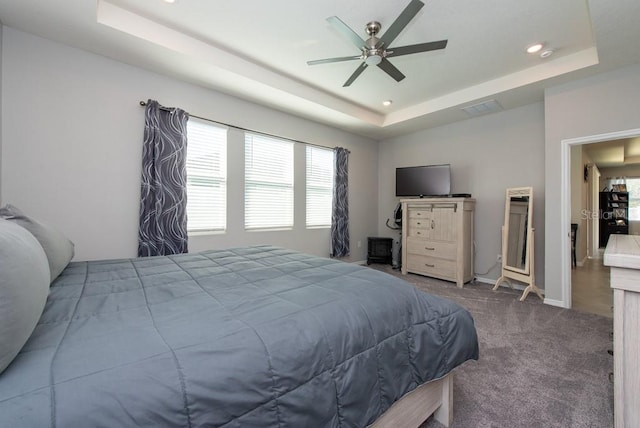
[
  {"left": 366, "top": 21, "right": 381, "bottom": 37},
  {"left": 364, "top": 21, "right": 383, "bottom": 64}
]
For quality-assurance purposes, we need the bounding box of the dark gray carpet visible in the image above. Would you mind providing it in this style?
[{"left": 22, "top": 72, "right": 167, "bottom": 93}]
[{"left": 370, "top": 265, "right": 614, "bottom": 428}]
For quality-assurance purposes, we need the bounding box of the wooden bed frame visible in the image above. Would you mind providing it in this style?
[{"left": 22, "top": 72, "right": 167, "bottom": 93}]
[{"left": 371, "top": 372, "right": 453, "bottom": 427}]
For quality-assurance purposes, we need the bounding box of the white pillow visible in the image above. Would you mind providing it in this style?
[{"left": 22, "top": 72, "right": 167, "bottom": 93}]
[
  {"left": 0, "top": 219, "right": 50, "bottom": 374},
  {"left": 0, "top": 204, "right": 74, "bottom": 283}
]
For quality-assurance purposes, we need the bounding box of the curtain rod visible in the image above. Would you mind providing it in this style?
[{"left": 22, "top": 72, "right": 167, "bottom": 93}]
[{"left": 138, "top": 100, "right": 340, "bottom": 151}]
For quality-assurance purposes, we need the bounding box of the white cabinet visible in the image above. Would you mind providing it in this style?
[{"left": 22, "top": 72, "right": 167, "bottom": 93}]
[
  {"left": 604, "top": 235, "right": 640, "bottom": 428},
  {"left": 401, "top": 198, "right": 475, "bottom": 287}
]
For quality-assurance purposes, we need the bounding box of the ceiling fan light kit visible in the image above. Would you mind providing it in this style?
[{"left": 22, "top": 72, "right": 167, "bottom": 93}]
[
  {"left": 307, "top": 0, "right": 448, "bottom": 87},
  {"left": 365, "top": 53, "right": 383, "bottom": 66}
]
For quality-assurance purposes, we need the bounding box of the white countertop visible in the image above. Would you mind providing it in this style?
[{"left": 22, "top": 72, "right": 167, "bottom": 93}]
[{"left": 604, "top": 234, "right": 640, "bottom": 270}]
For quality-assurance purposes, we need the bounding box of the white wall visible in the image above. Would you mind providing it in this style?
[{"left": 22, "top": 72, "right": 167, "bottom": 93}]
[
  {"left": 570, "top": 145, "right": 584, "bottom": 225},
  {"left": 0, "top": 27, "right": 379, "bottom": 262},
  {"left": 544, "top": 63, "right": 640, "bottom": 304},
  {"left": 378, "top": 102, "right": 546, "bottom": 286},
  {"left": 570, "top": 145, "right": 592, "bottom": 263},
  {"left": 599, "top": 165, "right": 640, "bottom": 190}
]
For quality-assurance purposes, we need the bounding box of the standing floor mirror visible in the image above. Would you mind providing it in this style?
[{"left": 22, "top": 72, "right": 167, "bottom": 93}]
[{"left": 492, "top": 187, "right": 543, "bottom": 301}]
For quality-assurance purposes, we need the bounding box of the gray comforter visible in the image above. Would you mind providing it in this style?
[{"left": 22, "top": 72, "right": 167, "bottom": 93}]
[{"left": 0, "top": 245, "right": 478, "bottom": 427}]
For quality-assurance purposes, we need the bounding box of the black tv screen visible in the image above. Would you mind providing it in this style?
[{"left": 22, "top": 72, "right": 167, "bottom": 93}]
[{"left": 396, "top": 164, "right": 451, "bottom": 197}]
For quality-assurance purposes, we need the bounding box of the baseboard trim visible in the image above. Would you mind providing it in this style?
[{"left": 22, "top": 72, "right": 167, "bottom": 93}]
[
  {"left": 474, "top": 276, "right": 498, "bottom": 285},
  {"left": 475, "top": 276, "right": 525, "bottom": 291},
  {"left": 543, "top": 298, "right": 567, "bottom": 308}
]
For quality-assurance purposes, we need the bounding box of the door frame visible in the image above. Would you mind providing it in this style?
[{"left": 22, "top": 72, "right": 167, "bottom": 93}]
[{"left": 561, "top": 127, "right": 640, "bottom": 308}]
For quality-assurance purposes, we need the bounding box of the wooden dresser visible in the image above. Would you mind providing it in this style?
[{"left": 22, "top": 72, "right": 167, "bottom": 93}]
[
  {"left": 604, "top": 234, "right": 640, "bottom": 428},
  {"left": 400, "top": 198, "right": 475, "bottom": 287}
]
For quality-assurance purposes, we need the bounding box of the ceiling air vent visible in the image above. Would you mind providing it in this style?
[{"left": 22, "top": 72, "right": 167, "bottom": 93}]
[{"left": 461, "top": 99, "right": 503, "bottom": 117}]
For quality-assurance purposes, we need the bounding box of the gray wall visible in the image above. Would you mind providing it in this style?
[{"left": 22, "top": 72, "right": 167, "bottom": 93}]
[
  {"left": 0, "top": 27, "right": 379, "bottom": 262},
  {"left": 377, "top": 102, "right": 546, "bottom": 286},
  {"left": 545, "top": 63, "right": 640, "bottom": 304}
]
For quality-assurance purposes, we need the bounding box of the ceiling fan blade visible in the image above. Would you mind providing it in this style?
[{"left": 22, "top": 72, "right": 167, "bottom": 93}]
[
  {"left": 343, "top": 63, "right": 368, "bottom": 87},
  {"left": 377, "top": 0, "right": 424, "bottom": 48},
  {"left": 377, "top": 58, "right": 405, "bottom": 82},
  {"left": 307, "top": 55, "right": 362, "bottom": 66},
  {"left": 386, "top": 40, "right": 448, "bottom": 57},
  {"left": 327, "top": 16, "right": 366, "bottom": 49}
]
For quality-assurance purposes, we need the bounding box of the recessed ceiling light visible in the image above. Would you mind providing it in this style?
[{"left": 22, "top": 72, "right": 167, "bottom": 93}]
[
  {"left": 383, "top": 100, "right": 392, "bottom": 106},
  {"left": 540, "top": 49, "right": 554, "bottom": 58},
  {"left": 163, "top": 0, "right": 176, "bottom": 3},
  {"left": 526, "top": 43, "right": 544, "bottom": 54}
]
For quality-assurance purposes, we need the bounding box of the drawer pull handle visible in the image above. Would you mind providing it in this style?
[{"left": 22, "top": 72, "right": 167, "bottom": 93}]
[
  {"left": 431, "top": 220, "right": 435, "bottom": 229},
  {"left": 425, "top": 263, "right": 435, "bottom": 268},
  {"left": 425, "top": 247, "right": 435, "bottom": 250},
  {"left": 417, "top": 222, "right": 421, "bottom": 225},
  {"left": 417, "top": 231, "right": 421, "bottom": 235}
]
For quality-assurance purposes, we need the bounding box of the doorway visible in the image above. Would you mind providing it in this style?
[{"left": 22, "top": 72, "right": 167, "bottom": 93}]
[
  {"left": 561, "top": 127, "right": 640, "bottom": 312},
  {"left": 570, "top": 144, "right": 609, "bottom": 316}
]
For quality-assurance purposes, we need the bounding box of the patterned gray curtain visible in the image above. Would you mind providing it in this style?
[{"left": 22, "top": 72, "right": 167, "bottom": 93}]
[
  {"left": 138, "top": 99, "right": 189, "bottom": 257},
  {"left": 331, "top": 147, "right": 350, "bottom": 257}
]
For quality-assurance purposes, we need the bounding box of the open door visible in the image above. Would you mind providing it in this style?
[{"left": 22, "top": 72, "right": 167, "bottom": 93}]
[{"left": 587, "top": 164, "right": 600, "bottom": 258}]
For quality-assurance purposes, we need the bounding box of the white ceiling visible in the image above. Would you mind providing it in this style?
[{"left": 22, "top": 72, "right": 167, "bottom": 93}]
[
  {"left": 584, "top": 138, "right": 640, "bottom": 168},
  {"left": 0, "top": 0, "right": 639, "bottom": 139}
]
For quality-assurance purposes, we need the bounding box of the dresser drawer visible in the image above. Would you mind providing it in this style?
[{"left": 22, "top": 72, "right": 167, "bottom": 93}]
[
  {"left": 406, "top": 254, "right": 456, "bottom": 280},
  {"left": 408, "top": 218, "right": 431, "bottom": 231},
  {"left": 406, "top": 238, "right": 457, "bottom": 260},
  {"left": 408, "top": 209, "right": 431, "bottom": 219},
  {"left": 407, "top": 218, "right": 431, "bottom": 239}
]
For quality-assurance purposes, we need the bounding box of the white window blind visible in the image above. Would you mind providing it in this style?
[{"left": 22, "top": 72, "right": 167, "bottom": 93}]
[
  {"left": 185, "top": 118, "right": 227, "bottom": 232},
  {"left": 245, "top": 133, "right": 294, "bottom": 230},
  {"left": 306, "top": 146, "right": 334, "bottom": 228},
  {"left": 626, "top": 178, "right": 640, "bottom": 221}
]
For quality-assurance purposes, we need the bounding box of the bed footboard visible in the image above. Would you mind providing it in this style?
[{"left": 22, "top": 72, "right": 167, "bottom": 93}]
[{"left": 370, "top": 372, "right": 453, "bottom": 428}]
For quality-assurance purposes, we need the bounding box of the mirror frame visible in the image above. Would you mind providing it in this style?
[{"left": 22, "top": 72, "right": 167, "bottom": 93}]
[{"left": 502, "top": 187, "right": 533, "bottom": 275}]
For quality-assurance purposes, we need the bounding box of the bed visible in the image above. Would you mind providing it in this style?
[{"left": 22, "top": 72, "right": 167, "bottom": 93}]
[{"left": 0, "top": 213, "right": 478, "bottom": 427}]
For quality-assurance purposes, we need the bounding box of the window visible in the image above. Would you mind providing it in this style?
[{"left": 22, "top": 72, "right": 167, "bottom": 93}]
[
  {"left": 185, "top": 118, "right": 227, "bottom": 232},
  {"left": 626, "top": 178, "right": 640, "bottom": 221},
  {"left": 245, "top": 134, "right": 294, "bottom": 230},
  {"left": 306, "top": 146, "right": 334, "bottom": 228}
]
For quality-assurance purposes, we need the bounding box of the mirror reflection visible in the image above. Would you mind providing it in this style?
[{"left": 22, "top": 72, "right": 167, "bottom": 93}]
[
  {"left": 494, "top": 186, "right": 542, "bottom": 301},
  {"left": 506, "top": 196, "right": 529, "bottom": 271}
]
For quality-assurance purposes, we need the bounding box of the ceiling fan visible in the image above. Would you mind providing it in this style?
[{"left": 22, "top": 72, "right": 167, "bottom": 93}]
[{"left": 307, "top": 0, "right": 447, "bottom": 87}]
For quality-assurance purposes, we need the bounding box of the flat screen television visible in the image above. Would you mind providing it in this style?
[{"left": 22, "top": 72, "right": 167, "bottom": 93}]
[{"left": 396, "top": 164, "right": 451, "bottom": 197}]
